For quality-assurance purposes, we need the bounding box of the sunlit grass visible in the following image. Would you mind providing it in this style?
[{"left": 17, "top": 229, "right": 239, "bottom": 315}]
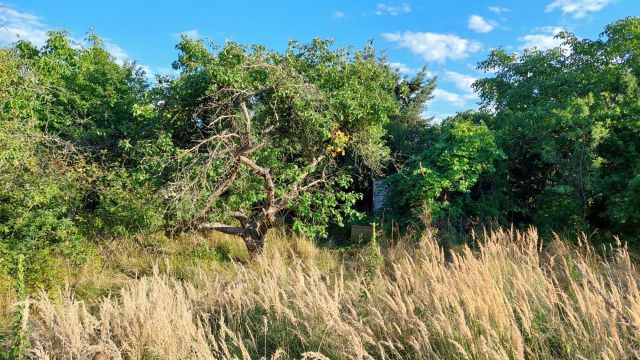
[{"left": 13, "top": 227, "right": 640, "bottom": 359}]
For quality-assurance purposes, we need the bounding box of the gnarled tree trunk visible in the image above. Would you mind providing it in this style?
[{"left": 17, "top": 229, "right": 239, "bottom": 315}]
[{"left": 180, "top": 102, "right": 326, "bottom": 258}]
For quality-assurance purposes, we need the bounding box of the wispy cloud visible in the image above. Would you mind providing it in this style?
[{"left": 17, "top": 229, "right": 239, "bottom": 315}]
[
  {"left": 172, "top": 29, "right": 201, "bottom": 40},
  {"left": 519, "top": 26, "right": 565, "bottom": 50},
  {"left": 0, "top": 5, "right": 136, "bottom": 67},
  {"left": 432, "top": 88, "right": 466, "bottom": 107},
  {"left": 0, "top": 4, "right": 49, "bottom": 47},
  {"left": 387, "top": 61, "right": 423, "bottom": 76},
  {"left": 332, "top": 11, "right": 345, "bottom": 19},
  {"left": 443, "top": 70, "right": 478, "bottom": 99},
  {"left": 488, "top": 6, "right": 510, "bottom": 13},
  {"left": 375, "top": 3, "right": 412, "bottom": 16},
  {"left": 468, "top": 15, "right": 496, "bottom": 33},
  {"left": 383, "top": 31, "right": 481, "bottom": 63},
  {"left": 428, "top": 71, "right": 480, "bottom": 111},
  {"left": 545, "top": 0, "right": 614, "bottom": 19},
  {"left": 104, "top": 40, "right": 129, "bottom": 64}
]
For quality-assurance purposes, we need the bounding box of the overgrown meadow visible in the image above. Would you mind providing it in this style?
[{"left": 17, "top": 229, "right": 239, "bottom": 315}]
[{"left": 1, "top": 17, "right": 640, "bottom": 359}]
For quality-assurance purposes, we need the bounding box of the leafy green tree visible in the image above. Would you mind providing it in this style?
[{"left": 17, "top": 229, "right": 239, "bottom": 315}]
[
  {"left": 474, "top": 44, "right": 596, "bottom": 230},
  {"left": 474, "top": 16, "right": 640, "bottom": 239},
  {"left": 0, "top": 48, "right": 87, "bottom": 288},
  {"left": 387, "top": 112, "right": 503, "bottom": 232},
  {"left": 161, "top": 38, "right": 400, "bottom": 254},
  {"left": 16, "top": 31, "right": 148, "bottom": 155},
  {"left": 13, "top": 32, "right": 165, "bottom": 239},
  {"left": 588, "top": 18, "right": 640, "bottom": 238},
  {"left": 385, "top": 67, "right": 436, "bottom": 162}
]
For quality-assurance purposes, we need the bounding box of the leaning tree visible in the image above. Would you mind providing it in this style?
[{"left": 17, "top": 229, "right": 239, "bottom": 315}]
[{"left": 162, "top": 38, "right": 400, "bottom": 255}]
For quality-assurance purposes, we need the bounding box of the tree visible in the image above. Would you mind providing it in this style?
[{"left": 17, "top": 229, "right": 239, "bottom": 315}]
[
  {"left": 386, "top": 112, "right": 503, "bottom": 232},
  {"left": 588, "top": 18, "right": 640, "bottom": 238},
  {"left": 7, "top": 31, "right": 164, "bottom": 243},
  {"left": 15, "top": 31, "right": 148, "bottom": 156},
  {"left": 162, "top": 38, "right": 400, "bottom": 255},
  {"left": 0, "top": 47, "right": 87, "bottom": 288},
  {"left": 385, "top": 67, "right": 436, "bottom": 162},
  {"left": 473, "top": 16, "right": 640, "bottom": 239},
  {"left": 474, "top": 42, "right": 597, "bottom": 230}
]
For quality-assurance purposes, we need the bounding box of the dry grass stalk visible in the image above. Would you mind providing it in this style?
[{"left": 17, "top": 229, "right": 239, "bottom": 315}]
[{"left": 23, "top": 228, "right": 640, "bottom": 359}]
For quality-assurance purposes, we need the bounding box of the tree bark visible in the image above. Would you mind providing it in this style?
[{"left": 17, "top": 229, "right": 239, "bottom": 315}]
[{"left": 198, "top": 217, "right": 269, "bottom": 257}]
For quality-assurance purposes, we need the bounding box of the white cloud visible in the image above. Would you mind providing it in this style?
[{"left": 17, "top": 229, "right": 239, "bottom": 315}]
[
  {"left": 488, "top": 6, "right": 510, "bottom": 13},
  {"left": 375, "top": 3, "right": 412, "bottom": 16},
  {"left": 468, "top": 15, "right": 495, "bottom": 33},
  {"left": 387, "top": 61, "right": 421, "bottom": 75},
  {"left": 172, "top": 29, "right": 201, "bottom": 39},
  {"left": 333, "top": 11, "right": 345, "bottom": 19},
  {"left": 519, "top": 26, "right": 565, "bottom": 50},
  {"left": 0, "top": 5, "right": 49, "bottom": 47},
  {"left": 428, "top": 71, "right": 481, "bottom": 111},
  {"left": 103, "top": 40, "right": 129, "bottom": 64},
  {"left": 382, "top": 31, "right": 481, "bottom": 63},
  {"left": 432, "top": 88, "right": 466, "bottom": 107},
  {"left": 545, "top": 0, "right": 613, "bottom": 19},
  {"left": 429, "top": 112, "right": 454, "bottom": 124},
  {"left": 443, "top": 71, "right": 478, "bottom": 98},
  {"left": 0, "top": 5, "right": 133, "bottom": 65}
]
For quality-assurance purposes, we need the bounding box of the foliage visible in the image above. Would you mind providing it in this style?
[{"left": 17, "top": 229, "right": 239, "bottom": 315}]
[
  {"left": 6, "top": 255, "right": 28, "bottom": 360},
  {"left": 589, "top": 18, "right": 640, "bottom": 238},
  {"left": 1, "top": 32, "right": 162, "bottom": 287},
  {"left": 472, "top": 17, "right": 640, "bottom": 239},
  {"left": 161, "top": 37, "right": 400, "bottom": 250},
  {"left": 15, "top": 31, "right": 148, "bottom": 155},
  {"left": 1, "top": 17, "right": 640, "bottom": 292},
  {"left": 385, "top": 67, "right": 436, "bottom": 161},
  {"left": 387, "top": 112, "right": 504, "bottom": 231},
  {"left": 0, "top": 48, "right": 86, "bottom": 288}
]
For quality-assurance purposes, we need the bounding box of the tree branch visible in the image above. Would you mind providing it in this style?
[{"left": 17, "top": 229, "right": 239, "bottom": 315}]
[
  {"left": 241, "top": 101, "right": 252, "bottom": 145},
  {"left": 227, "top": 211, "right": 249, "bottom": 222},
  {"left": 198, "top": 162, "right": 241, "bottom": 219},
  {"left": 239, "top": 155, "right": 276, "bottom": 220},
  {"left": 197, "top": 222, "right": 246, "bottom": 235},
  {"left": 197, "top": 144, "right": 264, "bottom": 219}
]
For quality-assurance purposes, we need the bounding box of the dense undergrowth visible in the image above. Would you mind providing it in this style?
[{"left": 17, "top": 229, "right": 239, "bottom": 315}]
[{"left": 2, "top": 227, "right": 639, "bottom": 359}]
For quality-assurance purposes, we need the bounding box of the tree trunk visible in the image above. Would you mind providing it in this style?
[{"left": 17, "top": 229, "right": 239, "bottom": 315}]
[
  {"left": 198, "top": 217, "right": 270, "bottom": 258},
  {"left": 241, "top": 220, "right": 270, "bottom": 257},
  {"left": 242, "top": 231, "right": 265, "bottom": 257}
]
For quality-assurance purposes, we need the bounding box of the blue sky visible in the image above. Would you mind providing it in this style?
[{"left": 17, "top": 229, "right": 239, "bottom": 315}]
[{"left": 1, "top": 1, "right": 637, "bottom": 120}]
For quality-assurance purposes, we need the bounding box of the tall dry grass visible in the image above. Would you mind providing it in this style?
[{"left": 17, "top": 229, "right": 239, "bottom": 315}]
[{"left": 22, "top": 228, "right": 640, "bottom": 359}]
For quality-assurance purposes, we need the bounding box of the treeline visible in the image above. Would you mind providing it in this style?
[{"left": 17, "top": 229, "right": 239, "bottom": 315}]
[
  {"left": 387, "top": 17, "right": 640, "bottom": 242},
  {"left": 1, "top": 17, "right": 639, "bottom": 286}
]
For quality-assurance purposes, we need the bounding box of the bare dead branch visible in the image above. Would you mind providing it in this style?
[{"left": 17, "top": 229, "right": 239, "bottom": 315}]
[
  {"left": 197, "top": 144, "right": 264, "bottom": 219},
  {"left": 198, "top": 162, "right": 241, "bottom": 219},
  {"left": 227, "top": 211, "right": 249, "bottom": 222},
  {"left": 187, "top": 131, "right": 239, "bottom": 153},
  {"left": 241, "top": 101, "right": 252, "bottom": 145},
  {"left": 197, "top": 222, "right": 246, "bottom": 235}
]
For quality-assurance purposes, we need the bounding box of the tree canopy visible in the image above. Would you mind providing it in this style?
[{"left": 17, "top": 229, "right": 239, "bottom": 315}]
[{"left": 158, "top": 37, "right": 401, "bottom": 253}]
